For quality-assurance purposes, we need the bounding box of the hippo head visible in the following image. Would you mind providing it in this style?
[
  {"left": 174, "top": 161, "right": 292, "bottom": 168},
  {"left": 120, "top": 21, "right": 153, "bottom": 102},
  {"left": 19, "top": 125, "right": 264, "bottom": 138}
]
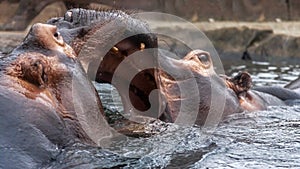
[
  {"left": 1, "top": 23, "right": 108, "bottom": 145},
  {"left": 48, "top": 9, "right": 159, "bottom": 114},
  {"left": 157, "top": 50, "right": 243, "bottom": 125}
]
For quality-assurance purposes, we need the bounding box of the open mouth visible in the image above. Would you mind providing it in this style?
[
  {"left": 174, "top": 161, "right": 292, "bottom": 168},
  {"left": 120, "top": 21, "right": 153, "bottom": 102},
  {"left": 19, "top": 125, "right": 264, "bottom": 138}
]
[
  {"left": 52, "top": 8, "right": 245, "bottom": 125},
  {"left": 95, "top": 34, "right": 159, "bottom": 112}
]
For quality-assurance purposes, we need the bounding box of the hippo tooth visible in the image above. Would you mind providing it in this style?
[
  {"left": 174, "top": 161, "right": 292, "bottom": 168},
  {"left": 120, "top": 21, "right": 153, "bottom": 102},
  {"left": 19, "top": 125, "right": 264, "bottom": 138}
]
[
  {"left": 140, "top": 43, "right": 145, "bottom": 51},
  {"left": 112, "top": 46, "right": 119, "bottom": 53}
]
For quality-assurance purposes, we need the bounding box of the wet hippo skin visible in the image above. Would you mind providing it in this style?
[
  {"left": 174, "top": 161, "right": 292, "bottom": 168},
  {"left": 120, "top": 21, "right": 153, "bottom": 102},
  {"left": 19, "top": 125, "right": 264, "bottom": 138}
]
[{"left": 0, "top": 23, "right": 105, "bottom": 168}]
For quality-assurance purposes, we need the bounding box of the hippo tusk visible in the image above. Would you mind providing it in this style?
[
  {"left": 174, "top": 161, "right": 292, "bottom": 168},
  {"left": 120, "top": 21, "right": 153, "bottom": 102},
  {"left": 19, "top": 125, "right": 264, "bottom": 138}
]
[
  {"left": 140, "top": 43, "right": 145, "bottom": 51},
  {"left": 111, "top": 46, "right": 119, "bottom": 53}
]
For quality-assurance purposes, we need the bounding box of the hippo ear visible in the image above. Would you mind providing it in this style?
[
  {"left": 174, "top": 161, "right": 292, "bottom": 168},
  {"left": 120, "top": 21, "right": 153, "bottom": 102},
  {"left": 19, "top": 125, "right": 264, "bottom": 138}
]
[
  {"left": 228, "top": 71, "right": 252, "bottom": 96},
  {"left": 21, "top": 57, "right": 49, "bottom": 88}
]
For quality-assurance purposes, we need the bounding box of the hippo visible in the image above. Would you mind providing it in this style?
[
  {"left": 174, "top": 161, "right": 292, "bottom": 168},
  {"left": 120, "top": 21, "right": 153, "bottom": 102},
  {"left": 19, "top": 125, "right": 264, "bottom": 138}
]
[
  {"left": 47, "top": 8, "right": 161, "bottom": 118},
  {"left": 48, "top": 8, "right": 300, "bottom": 126},
  {"left": 0, "top": 23, "right": 116, "bottom": 168},
  {"left": 157, "top": 50, "right": 300, "bottom": 124}
]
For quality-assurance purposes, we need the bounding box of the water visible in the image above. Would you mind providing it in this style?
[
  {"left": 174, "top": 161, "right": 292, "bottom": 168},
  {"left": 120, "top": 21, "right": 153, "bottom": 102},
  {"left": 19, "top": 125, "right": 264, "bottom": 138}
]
[
  {"left": 224, "top": 59, "right": 300, "bottom": 87},
  {"left": 50, "top": 60, "right": 300, "bottom": 168},
  {"left": 195, "top": 106, "right": 300, "bottom": 168}
]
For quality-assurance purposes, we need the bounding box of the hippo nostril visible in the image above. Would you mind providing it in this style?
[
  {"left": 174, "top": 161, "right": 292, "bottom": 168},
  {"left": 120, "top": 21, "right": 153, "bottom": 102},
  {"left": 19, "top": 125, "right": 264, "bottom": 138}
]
[
  {"left": 196, "top": 53, "right": 210, "bottom": 67},
  {"left": 47, "top": 18, "right": 59, "bottom": 24},
  {"left": 64, "top": 11, "right": 73, "bottom": 22}
]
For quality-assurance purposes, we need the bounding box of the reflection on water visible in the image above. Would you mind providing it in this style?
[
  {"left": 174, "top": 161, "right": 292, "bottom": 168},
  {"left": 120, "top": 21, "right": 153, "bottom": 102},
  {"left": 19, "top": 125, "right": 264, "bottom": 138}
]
[{"left": 50, "top": 60, "right": 300, "bottom": 168}]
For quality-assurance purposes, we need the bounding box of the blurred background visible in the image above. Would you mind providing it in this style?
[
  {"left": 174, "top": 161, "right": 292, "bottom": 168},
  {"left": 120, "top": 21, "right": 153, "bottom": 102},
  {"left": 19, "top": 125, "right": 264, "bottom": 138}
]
[{"left": 1, "top": 0, "right": 300, "bottom": 25}]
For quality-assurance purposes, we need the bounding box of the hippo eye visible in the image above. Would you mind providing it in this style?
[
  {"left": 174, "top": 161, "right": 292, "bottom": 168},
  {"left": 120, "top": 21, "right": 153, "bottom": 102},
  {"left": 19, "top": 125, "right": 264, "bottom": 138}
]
[{"left": 196, "top": 53, "right": 211, "bottom": 67}]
